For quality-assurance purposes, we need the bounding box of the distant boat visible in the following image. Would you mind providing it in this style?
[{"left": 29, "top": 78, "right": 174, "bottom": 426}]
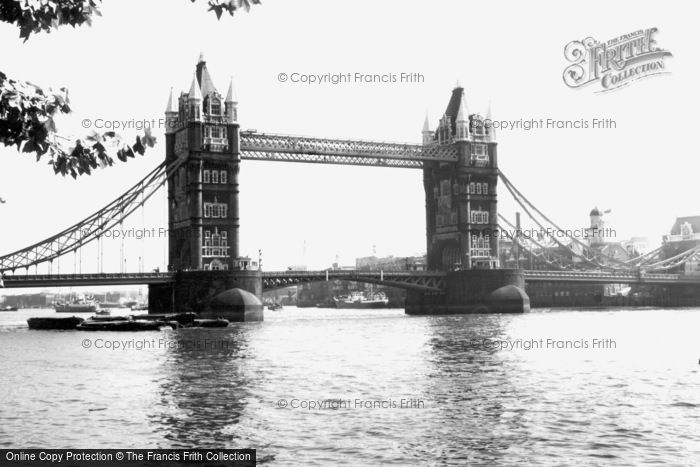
[
  {"left": 94, "top": 310, "right": 111, "bottom": 316},
  {"left": 0, "top": 305, "right": 18, "bottom": 312},
  {"left": 27, "top": 316, "right": 84, "bottom": 330},
  {"left": 267, "top": 303, "right": 283, "bottom": 311},
  {"left": 333, "top": 291, "right": 389, "bottom": 309},
  {"left": 55, "top": 300, "right": 98, "bottom": 313}
]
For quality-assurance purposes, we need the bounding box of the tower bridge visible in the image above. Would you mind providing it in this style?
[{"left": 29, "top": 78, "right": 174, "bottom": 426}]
[{"left": 2, "top": 56, "right": 700, "bottom": 318}]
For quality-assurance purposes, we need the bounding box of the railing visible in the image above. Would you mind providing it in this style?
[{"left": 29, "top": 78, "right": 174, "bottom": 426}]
[
  {"left": 239, "top": 133, "right": 459, "bottom": 168},
  {"left": 1, "top": 272, "right": 175, "bottom": 288},
  {"left": 663, "top": 233, "right": 700, "bottom": 243}
]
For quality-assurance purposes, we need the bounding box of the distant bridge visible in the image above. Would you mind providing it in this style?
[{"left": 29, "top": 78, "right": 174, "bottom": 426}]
[{"left": 2, "top": 270, "right": 700, "bottom": 290}]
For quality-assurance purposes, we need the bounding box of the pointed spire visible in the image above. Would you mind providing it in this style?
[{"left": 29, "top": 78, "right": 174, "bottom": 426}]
[
  {"left": 165, "top": 87, "right": 176, "bottom": 112},
  {"left": 456, "top": 94, "right": 467, "bottom": 122},
  {"left": 188, "top": 72, "right": 202, "bottom": 100},
  {"left": 422, "top": 111, "right": 430, "bottom": 132},
  {"left": 454, "top": 79, "right": 462, "bottom": 89},
  {"left": 226, "top": 76, "right": 237, "bottom": 102},
  {"left": 198, "top": 51, "right": 205, "bottom": 63},
  {"left": 199, "top": 65, "right": 218, "bottom": 97},
  {"left": 486, "top": 100, "right": 495, "bottom": 140}
]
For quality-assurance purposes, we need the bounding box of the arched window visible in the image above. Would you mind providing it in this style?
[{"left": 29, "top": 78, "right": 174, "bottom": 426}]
[{"left": 482, "top": 183, "right": 489, "bottom": 194}]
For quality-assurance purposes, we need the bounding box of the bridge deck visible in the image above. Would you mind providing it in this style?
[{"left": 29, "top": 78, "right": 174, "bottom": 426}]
[
  {"left": 1, "top": 270, "right": 698, "bottom": 289},
  {"left": 239, "top": 133, "right": 459, "bottom": 168}
]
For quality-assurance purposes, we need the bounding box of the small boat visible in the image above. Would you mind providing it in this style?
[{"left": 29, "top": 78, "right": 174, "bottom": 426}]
[
  {"left": 94, "top": 310, "right": 111, "bottom": 316},
  {"left": 267, "top": 303, "right": 283, "bottom": 311},
  {"left": 77, "top": 319, "right": 165, "bottom": 331},
  {"left": 88, "top": 315, "right": 131, "bottom": 322},
  {"left": 27, "top": 316, "right": 84, "bottom": 330},
  {"left": 1, "top": 305, "right": 18, "bottom": 312},
  {"left": 193, "top": 318, "right": 230, "bottom": 328},
  {"left": 333, "top": 291, "right": 389, "bottom": 309}
]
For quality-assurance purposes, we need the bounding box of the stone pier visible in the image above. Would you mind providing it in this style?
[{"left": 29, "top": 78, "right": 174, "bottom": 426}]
[
  {"left": 149, "top": 270, "right": 263, "bottom": 322},
  {"left": 405, "top": 269, "right": 529, "bottom": 315}
]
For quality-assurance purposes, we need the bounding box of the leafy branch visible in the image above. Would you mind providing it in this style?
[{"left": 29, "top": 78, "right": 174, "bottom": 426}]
[
  {"left": 0, "top": 71, "right": 156, "bottom": 178},
  {"left": 0, "top": 0, "right": 260, "bottom": 177}
]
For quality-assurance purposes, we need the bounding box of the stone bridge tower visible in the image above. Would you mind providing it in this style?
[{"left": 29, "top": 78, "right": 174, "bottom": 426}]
[
  {"left": 164, "top": 54, "right": 243, "bottom": 272},
  {"left": 422, "top": 84, "right": 499, "bottom": 271},
  {"left": 152, "top": 56, "right": 263, "bottom": 321}
]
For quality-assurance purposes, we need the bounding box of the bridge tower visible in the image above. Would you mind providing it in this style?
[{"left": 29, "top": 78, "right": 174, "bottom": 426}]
[
  {"left": 164, "top": 54, "right": 242, "bottom": 272},
  {"left": 152, "top": 56, "right": 262, "bottom": 321},
  {"left": 423, "top": 84, "right": 499, "bottom": 271}
]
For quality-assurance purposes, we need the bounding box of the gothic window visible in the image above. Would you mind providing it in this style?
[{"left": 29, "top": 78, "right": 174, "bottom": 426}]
[
  {"left": 203, "top": 170, "right": 210, "bottom": 184},
  {"left": 210, "top": 98, "right": 221, "bottom": 116},
  {"left": 212, "top": 170, "right": 219, "bottom": 184},
  {"left": 211, "top": 126, "right": 222, "bottom": 139},
  {"left": 221, "top": 205, "right": 228, "bottom": 218},
  {"left": 221, "top": 231, "right": 228, "bottom": 239},
  {"left": 469, "top": 182, "right": 475, "bottom": 194},
  {"left": 476, "top": 183, "right": 482, "bottom": 195},
  {"left": 222, "top": 264, "right": 229, "bottom": 270},
  {"left": 440, "top": 180, "right": 451, "bottom": 196},
  {"left": 471, "top": 143, "right": 489, "bottom": 167},
  {"left": 681, "top": 222, "right": 693, "bottom": 236},
  {"left": 204, "top": 230, "right": 211, "bottom": 238},
  {"left": 470, "top": 235, "right": 491, "bottom": 258},
  {"left": 472, "top": 143, "right": 487, "bottom": 157},
  {"left": 204, "top": 203, "right": 212, "bottom": 218},
  {"left": 220, "top": 170, "right": 228, "bottom": 184},
  {"left": 204, "top": 263, "right": 211, "bottom": 270},
  {"left": 470, "top": 209, "right": 489, "bottom": 224},
  {"left": 482, "top": 183, "right": 489, "bottom": 194},
  {"left": 472, "top": 116, "right": 485, "bottom": 136}
]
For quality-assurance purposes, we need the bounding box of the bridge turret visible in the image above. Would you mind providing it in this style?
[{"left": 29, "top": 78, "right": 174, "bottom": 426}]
[
  {"left": 164, "top": 87, "right": 178, "bottom": 135},
  {"left": 188, "top": 72, "right": 202, "bottom": 122},
  {"left": 485, "top": 103, "right": 495, "bottom": 142},
  {"left": 422, "top": 112, "right": 432, "bottom": 146},
  {"left": 454, "top": 95, "right": 469, "bottom": 141},
  {"left": 225, "top": 76, "right": 238, "bottom": 124}
]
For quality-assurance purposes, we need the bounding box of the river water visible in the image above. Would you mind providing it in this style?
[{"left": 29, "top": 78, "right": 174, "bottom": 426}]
[{"left": 1, "top": 307, "right": 699, "bottom": 465}]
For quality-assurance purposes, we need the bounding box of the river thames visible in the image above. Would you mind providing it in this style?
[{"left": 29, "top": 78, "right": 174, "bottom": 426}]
[{"left": 1, "top": 307, "right": 699, "bottom": 465}]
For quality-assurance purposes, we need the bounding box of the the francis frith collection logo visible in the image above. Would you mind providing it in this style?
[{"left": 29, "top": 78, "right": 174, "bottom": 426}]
[{"left": 563, "top": 28, "right": 672, "bottom": 92}]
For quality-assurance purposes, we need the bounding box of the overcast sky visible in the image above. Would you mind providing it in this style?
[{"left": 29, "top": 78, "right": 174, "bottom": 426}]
[{"left": 0, "top": 0, "right": 697, "bottom": 276}]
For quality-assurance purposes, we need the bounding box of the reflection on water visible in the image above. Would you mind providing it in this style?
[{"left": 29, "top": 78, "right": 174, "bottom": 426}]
[
  {"left": 152, "top": 327, "right": 252, "bottom": 449},
  {"left": 1, "top": 307, "right": 700, "bottom": 465}
]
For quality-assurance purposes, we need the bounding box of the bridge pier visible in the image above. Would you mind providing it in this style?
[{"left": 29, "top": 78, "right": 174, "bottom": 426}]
[
  {"left": 149, "top": 270, "right": 263, "bottom": 321},
  {"left": 405, "top": 269, "right": 529, "bottom": 315}
]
